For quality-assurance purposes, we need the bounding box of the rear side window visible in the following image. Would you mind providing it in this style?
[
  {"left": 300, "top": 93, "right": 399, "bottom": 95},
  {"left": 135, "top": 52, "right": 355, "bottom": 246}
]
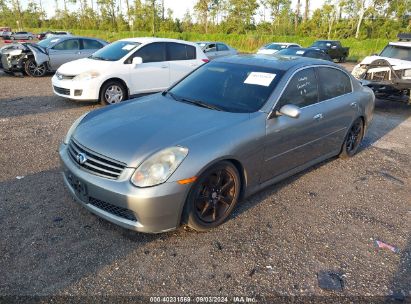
[
  {"left": 135, "top": 42, "right": 166, "bottom": 63},
  {"left": 317, "top": 67, "right": 352, "bottom": 101},
  {"left": 53, "top": 39, "right": 79, "bottom": 51},
  {"left": 217, "top": 43, "right": 229, "bottom": 51},
  {"left": 277, "top": 68, "right": 319, "bottom": 108},
  {"left": 167, "top": 43, "right": 196, "bottom": 61},
  {"left": 82, "top": 39, "right": 103, "bottom": 50}
]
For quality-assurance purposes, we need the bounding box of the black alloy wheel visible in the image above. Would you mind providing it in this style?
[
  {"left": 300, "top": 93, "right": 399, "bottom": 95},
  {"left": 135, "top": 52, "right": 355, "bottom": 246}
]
[{"left": 183, "top": 161, "right": 241, "bottom": 231}]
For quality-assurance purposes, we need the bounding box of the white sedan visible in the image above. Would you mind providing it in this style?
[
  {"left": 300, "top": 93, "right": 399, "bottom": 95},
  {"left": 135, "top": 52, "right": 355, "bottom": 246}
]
[
  {"left": 52, "top": 38, "right": 209, "bottom": 105},
  {"left": 257, "top": 42, "right": 302, "bottom": 55}
]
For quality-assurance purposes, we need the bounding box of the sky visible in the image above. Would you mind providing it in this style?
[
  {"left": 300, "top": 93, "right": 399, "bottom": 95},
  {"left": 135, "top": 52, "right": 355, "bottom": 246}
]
[{"left": 23, "top": 0, "right": 326, "bottom": 21}]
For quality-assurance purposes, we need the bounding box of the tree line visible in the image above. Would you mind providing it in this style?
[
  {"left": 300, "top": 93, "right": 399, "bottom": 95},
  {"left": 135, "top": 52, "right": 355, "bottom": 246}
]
[{"left": 0, "top": 0, "right": 410, "bottom": 39}]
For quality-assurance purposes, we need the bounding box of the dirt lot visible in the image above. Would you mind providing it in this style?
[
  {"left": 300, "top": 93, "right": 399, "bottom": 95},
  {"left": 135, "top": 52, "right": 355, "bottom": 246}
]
[{"left": 0, "top": 50, "right": 410, "bottom": 302}]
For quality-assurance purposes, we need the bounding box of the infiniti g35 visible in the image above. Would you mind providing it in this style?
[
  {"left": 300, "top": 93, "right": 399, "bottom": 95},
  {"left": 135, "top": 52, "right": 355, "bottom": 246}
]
[{"left": 59, "top": 55, "right": 375, "bottom": 233}]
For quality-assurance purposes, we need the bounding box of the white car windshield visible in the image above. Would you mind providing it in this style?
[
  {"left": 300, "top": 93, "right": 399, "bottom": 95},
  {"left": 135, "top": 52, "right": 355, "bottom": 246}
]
[
  {"left": 89, "top": 41, "right": 141, "bottom": 61},
  {"left": 380, "top": 45, "right": 411, "bottom": 61}
]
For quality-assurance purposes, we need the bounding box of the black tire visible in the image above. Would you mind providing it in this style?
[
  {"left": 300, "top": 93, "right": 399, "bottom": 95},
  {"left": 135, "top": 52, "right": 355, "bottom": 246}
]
[
  {"left": 24, "top": 58, "right": 47, "bottom": 77},
  {"left": 339, "top": 117, "right": 364, "bottom": 159},
  {"left": 182, "top": 161, "right": 241, "bottom": 232},
  {"left": 100, "top": 80, "right": 127, "bottom": 106}
]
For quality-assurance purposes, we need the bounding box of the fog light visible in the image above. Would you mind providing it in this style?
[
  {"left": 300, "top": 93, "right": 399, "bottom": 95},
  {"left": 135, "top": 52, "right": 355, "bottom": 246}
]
[{"left": 74, "top": 90, "right": 83, "bottom": 96}]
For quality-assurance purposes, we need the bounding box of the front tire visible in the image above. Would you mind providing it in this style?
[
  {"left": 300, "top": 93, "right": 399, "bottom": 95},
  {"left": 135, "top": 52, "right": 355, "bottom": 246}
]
[
  {"left": 100, "top": 81, "right": 127, "bottom": 105},
  {"left": 182, "top": 161, "right": 241, "bottom": 232},
  {"left": 339, "top": 118, "right": 364, "bottom": 159},
  {"left": 24, "top": 58, "right": 47, "bottom": 77}
]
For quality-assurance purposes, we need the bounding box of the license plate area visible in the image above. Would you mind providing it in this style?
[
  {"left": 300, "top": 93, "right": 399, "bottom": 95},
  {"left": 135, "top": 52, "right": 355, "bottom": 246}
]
[{"left": 67, "top": 171, "right": 88, "bottom": 201}]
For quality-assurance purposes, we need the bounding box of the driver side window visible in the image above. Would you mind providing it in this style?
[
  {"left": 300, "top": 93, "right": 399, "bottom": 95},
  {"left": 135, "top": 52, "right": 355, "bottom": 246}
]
[
  {"left": 276, "top": 68, "right": 319, "bottom": 109},
  {"left": 53, "top": 39, "right": 79, "bottom": 51}
]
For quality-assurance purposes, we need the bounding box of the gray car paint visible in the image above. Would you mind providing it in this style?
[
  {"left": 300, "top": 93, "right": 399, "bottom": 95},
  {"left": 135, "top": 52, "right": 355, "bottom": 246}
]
[
  {"left": 59, "top": 55, "right": 375, "bottom": 233},
  {"left": 0, "top": 36, "right": 108, "bottom": 72}
]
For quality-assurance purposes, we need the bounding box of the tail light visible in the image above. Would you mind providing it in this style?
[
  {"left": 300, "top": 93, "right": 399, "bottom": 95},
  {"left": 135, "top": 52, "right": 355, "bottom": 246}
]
[{"left": 202, "top": 59, "right": 210, "bottom": 63}]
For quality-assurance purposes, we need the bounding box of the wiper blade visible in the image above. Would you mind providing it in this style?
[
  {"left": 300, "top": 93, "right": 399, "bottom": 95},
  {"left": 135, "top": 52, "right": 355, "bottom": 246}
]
[
  {"left": 180, "top": 98, "right": 223, "bottom": 111},
  {"left": 89, "top": 55, "right": 109, "bottom": 61},
  {"left": 162, "top": 91, "right": 178, "bottom": 101}
]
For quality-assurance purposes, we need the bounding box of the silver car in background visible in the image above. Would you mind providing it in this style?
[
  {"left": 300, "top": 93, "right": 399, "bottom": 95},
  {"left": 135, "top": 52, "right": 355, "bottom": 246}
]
[
  {"left": 257, "top": 42, "right": 302, "bottom": 55},
  {"left": 0, "top": 36, "right": 107, "bottom": 76},
  {"left": 197, "top": 42, "right": 238, "bottom": 60},
  {"left": 59, "top": 55, "right": 375, "bottom": 233}
]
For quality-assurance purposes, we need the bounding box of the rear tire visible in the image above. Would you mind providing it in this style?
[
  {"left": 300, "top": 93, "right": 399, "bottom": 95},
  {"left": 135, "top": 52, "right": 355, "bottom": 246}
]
[
  {"left": 100, "top": 80, "right": 127, "bottom": 106},
  {"left": 339, "top": 117, "right": 364, "bottom": 159},
  {"left": 182, "top": 161, "right": 241, "bottom": 232}
]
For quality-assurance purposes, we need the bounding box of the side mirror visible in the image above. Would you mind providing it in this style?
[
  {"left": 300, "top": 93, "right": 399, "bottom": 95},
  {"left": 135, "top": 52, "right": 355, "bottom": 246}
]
[
  {"left": 277, "top": 104, "right": 301, "bottom": 119},
  {"left": 132, "top": 56, "right": 143, "bottom": 65}
]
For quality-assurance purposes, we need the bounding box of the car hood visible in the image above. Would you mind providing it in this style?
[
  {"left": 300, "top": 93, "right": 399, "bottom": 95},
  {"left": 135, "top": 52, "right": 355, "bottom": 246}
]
[
  {"left": 57, "top": 58, "right": 113, "bottom": 75},
  {"left": 359, "top": 55, "right": 411, "bottom": 70},
  {"left": 73, "top": 94, "right": 249, "bottom": 167}
]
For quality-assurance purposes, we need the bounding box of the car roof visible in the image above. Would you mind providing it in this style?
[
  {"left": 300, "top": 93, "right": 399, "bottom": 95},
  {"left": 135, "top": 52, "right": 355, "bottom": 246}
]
[
  {"left": 267, "top": 42, "right": 298, "bottom": 46},
  {"left": 119, "top": 37, "right": 198, "bottom": 46},
  {"left": 315, "top": 40, "right": 339, "bottom": 42},
  {"left": 389, "top": 41, "right": 411, "bottom": 48},
  {"left": 197, "top": 41, "right": 226, "bottom": 44},
  {"left": 215, "top": 54, "right": 335, "bottom": 71}
]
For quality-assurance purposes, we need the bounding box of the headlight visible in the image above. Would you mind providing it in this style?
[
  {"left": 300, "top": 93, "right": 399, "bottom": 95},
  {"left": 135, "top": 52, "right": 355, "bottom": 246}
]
[
  {"left": 73, "top": 71, "right": 100, "bottom": 81},
  {"left": 63, "top": 112, "right": 89, "bottom": 144},
  {"left": 131, "top": 147, "right": 189, "bottom": 188}
]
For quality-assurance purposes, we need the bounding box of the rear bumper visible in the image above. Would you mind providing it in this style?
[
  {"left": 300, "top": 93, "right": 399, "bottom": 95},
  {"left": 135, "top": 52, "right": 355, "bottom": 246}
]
[{"left": 59, "top": 143, "right": 190, "bottom": 233}]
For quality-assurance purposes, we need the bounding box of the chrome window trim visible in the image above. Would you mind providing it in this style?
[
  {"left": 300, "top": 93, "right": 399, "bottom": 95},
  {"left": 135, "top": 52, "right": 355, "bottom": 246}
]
[{"left": 267, "top": 64, "right": 354, "bottom": 119}]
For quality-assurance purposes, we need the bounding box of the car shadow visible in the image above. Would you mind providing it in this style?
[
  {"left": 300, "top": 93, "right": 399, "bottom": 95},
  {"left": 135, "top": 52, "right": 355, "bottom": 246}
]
[
  {"left": 0, "top": 168, "right": 172, "bottom": 294},
  {"left": 361, "top": 98, "right": 411, "bottom": 149},
  {"left": 0, "top": 95, "right": 99, "bottom": 119}
]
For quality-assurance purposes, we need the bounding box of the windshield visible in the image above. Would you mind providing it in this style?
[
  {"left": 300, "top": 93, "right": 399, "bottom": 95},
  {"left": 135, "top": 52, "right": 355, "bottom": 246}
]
[
  {"left": 37, "top": 37, "right": 60, "bottom": 48},
  {"left": 89, "top": 41, "right": 141, "bottom": 61},
  {"left": 266, "top": 44, "right": 286, "bottom": 50},
  {"left": 311, "top": 41, "right": 331, "bottom": 48},
  {"left": 380, "top": 45, "right": 411, "bottom": 61},
  {"left": 276, "top": 49, "right": 305, "bottom": 56},
  {"left": 168, "top": 62, "right": 284, "bottom": 113}
]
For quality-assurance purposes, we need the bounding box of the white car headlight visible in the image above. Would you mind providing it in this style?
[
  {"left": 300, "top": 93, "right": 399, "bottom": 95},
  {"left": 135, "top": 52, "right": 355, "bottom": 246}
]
[
  {"left": 73, "top": 71, "right": 100, "bottom": 81},
  {"left": 131, "top": 147, "right": 189, "bottom": 188},
  {"left": 63, "top": 112, "right": 89, "bottom": 144}
]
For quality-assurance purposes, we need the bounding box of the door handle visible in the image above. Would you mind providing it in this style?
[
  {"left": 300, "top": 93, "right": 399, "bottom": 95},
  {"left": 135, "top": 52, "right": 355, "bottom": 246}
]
[
  {"left": 350, "top": 102, "right": 358, "bottom": 108},
  {"left": 313, "top": 113, "right": 324, "bottom": 120}
]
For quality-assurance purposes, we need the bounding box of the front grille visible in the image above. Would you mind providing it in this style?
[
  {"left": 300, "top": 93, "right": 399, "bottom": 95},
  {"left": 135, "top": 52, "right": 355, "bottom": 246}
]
[
  {"left": 56, "top": 72, "right": 75, "bottom": 80},
  {"left": 54, "top": 86, "right": 70, "bottom": 95},
  {"left": 68, "top": 139, "right": 126, "bottom": 179},
  {"left": 88, "top": 197, "right": 137, "bottom": 222}
]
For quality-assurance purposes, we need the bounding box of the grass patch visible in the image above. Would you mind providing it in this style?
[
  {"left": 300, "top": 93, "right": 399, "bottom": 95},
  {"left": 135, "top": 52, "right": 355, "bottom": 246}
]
[{"left": 28, "top": 28, "right": 390, "bottom": 62}]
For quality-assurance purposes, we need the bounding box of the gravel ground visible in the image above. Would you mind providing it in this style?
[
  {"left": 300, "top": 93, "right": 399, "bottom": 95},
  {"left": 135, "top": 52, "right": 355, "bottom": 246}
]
[{"left": 0, "top": 48, "right": 410, "bottom": 302}]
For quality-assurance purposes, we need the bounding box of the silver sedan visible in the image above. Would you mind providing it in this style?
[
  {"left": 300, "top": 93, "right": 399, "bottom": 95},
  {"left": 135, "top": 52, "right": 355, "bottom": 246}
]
[
  {"left": 197, "top": 42, "right": 238, "bottom": 60},
  {"left": 59, "top": 55, "right": 375, "bottom": 233}
]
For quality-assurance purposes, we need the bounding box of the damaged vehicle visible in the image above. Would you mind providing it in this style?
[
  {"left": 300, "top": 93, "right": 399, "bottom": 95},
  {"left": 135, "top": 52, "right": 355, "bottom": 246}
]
[
  {"left": 352, "top": 33, "right": 411, "bottom": 104},
  {"left": 0, "top": 36, "right": 107, "bottom": 77}
]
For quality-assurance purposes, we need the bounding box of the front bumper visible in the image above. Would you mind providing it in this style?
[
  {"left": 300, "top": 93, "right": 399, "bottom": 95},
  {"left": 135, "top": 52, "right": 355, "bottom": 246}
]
[
  {"left": 59, "top": 143, "right": 191, "bottom": 233},
  {"left": 52, "top": 74, "right": 100, "bottom": 101}
]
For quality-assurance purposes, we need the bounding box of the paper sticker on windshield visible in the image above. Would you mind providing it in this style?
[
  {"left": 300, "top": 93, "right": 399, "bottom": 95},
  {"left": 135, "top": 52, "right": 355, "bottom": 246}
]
[
  {"left": 296, "top": 50, "right": 305, "bottom": 55},
  {"left": 122, "top": 44, "right": 135, "bottom": 51},
  {"left": 244, "top": 72, "right": 276, "bottom": 87}
]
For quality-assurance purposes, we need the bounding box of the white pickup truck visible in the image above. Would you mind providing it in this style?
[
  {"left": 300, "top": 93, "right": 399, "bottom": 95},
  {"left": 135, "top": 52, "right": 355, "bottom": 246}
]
[{"left": 352, "top": 33, "right": 411, "bottom": 103}]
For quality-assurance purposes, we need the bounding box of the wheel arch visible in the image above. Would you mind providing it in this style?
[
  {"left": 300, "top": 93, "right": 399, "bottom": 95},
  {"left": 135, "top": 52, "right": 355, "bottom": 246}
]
[{"left": 99, "top": 77, "right": 130, "bottom": 100}]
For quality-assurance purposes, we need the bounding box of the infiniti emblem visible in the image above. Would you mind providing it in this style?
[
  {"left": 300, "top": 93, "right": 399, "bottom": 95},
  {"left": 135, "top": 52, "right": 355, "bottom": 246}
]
[{"left": 76, "top": 153, "right": 87, "bottom": 165}]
